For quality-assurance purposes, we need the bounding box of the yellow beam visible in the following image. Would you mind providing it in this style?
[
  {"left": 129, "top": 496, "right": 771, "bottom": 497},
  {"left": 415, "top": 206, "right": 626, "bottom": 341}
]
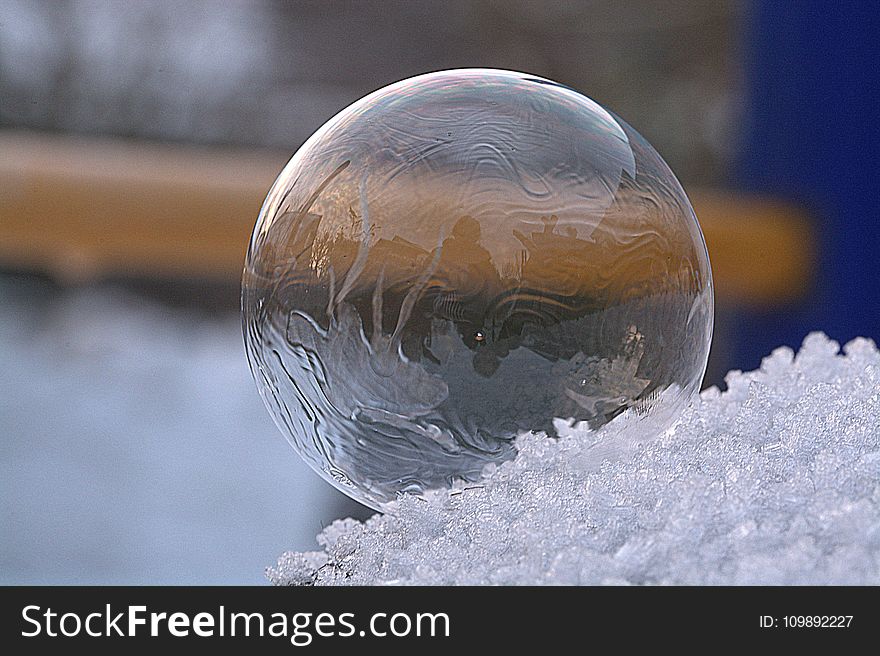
[{"left": 0, "top": 131, "right": 812, "bottom": 305}]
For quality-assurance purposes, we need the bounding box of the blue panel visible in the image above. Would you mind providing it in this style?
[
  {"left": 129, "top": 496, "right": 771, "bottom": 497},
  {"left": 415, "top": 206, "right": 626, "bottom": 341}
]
[{"left": 734, "top": 0, "right": 880, "bottom": 369}]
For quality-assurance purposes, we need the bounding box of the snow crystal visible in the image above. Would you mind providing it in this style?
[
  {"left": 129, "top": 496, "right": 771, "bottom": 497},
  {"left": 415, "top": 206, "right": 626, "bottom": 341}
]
[{"left": 268, "top": 333, "right": 880, "bottom": 585}]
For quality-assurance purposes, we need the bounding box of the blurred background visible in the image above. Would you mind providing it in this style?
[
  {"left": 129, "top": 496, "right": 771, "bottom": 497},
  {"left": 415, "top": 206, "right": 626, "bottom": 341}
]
[{"left": 1, "top": 0, "right": 877, "bottom": 584}]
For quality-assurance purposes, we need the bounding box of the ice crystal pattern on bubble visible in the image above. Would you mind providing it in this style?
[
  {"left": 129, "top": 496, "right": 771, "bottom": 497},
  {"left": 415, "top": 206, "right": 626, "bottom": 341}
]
[{"left": 243, "top": 69, "right": 713, "bottom": 509}]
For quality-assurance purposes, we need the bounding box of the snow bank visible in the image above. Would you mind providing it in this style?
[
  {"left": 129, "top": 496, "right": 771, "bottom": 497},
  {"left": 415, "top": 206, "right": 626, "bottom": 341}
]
[{"left": 269, "top": 333, "right": 880, "bottom": 585}]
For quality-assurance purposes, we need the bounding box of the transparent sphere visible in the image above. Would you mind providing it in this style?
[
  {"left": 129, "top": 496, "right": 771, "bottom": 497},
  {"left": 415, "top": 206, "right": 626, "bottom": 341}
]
[{"left": 243, "top": 69, "right": 713, "bottom": 510}]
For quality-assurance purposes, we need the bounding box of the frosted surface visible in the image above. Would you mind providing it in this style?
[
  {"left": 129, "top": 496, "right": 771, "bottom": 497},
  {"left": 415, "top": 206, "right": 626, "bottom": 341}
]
[
  {"left": 244, "top": 69, "right": 713, "bottom": 510},
  {"left": 269, "top": 333, "right": 880, "bottom": 585}
]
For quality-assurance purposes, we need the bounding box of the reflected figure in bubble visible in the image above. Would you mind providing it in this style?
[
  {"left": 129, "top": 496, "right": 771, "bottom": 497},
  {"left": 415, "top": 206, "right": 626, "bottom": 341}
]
[
  {"left": 243, "top": 69, "right": 713, "bottom": 509},
  {"left": 421, "top": 215, "right": 504, "bottom": 373}
]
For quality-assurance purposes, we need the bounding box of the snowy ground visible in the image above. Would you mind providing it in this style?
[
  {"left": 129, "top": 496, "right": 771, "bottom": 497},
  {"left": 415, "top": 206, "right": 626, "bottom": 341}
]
[
  {"left": 270, "top": 333, "right": 880, "bottom": 585},
  {"left": 0, "top": 275, "right": 362, "bottom": 584},
  {"left": 4, "top": 273, "right": 876, "bottom": 586}
]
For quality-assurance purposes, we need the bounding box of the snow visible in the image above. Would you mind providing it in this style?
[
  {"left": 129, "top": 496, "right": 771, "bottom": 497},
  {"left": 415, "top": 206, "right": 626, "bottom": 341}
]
[{"left": 269, "top": 333, "right": 880, "bottom": 585}]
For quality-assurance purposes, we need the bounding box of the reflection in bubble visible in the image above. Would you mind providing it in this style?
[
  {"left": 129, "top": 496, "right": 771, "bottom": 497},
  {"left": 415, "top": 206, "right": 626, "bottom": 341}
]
[{"left": 243, "top": 69, "right": 713, "bottom": 510}]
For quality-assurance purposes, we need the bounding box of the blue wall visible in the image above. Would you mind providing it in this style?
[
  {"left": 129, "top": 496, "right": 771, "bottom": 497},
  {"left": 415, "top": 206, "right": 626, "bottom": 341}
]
[{"left": 735, "top": 0, "right": 880, "bottom": 368}]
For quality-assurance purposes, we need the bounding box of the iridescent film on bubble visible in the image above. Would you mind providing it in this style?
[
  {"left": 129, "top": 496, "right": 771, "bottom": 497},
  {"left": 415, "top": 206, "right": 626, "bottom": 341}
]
[{"left": 243, "top": 69, "right": 713, "bottom": 510}]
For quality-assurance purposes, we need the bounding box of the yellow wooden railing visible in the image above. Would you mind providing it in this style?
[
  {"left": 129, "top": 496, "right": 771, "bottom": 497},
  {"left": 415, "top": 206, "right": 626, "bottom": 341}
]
[{"left": 0, "top": 131, "right": 812, "bottom": 305}]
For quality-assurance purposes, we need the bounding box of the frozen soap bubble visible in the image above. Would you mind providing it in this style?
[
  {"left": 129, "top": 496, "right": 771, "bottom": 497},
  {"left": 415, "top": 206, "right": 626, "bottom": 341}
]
[{"left": 242, "top": 69, "right": 713, "bottom": 510}]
